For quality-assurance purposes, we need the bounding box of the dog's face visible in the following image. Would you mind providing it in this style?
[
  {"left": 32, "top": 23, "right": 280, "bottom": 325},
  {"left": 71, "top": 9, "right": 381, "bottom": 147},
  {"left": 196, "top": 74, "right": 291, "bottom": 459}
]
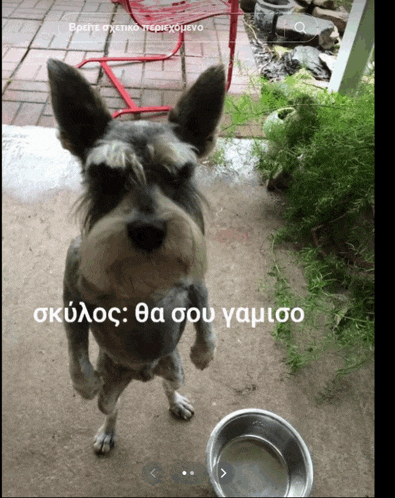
[{"left": 47, "top": 59, "right": 225, "bottom": 301}]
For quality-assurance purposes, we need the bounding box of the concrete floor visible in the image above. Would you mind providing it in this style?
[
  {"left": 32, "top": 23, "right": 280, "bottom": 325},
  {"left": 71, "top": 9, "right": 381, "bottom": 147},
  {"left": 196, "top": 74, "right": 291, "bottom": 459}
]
[{"left": 2, "top": 124, "right": 374, "bottom": 497}]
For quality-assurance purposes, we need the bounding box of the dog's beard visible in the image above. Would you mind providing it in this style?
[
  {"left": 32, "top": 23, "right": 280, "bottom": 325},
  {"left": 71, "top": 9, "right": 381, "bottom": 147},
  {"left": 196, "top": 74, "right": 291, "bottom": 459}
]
[{"left": 78, "top": 204, "right": 206, "bottom": 301}]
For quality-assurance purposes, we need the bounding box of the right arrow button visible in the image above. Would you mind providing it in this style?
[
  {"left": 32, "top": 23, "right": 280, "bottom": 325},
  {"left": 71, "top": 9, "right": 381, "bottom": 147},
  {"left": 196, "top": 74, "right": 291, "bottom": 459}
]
[{"left": 217, "top": 462, "right": 235, "bottom": 485}]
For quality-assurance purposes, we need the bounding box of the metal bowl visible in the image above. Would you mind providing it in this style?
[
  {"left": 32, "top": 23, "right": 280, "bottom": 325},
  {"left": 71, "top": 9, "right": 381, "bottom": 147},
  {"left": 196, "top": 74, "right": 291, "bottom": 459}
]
[{"left": 206, "top": 409, "right": 313, "bottom": 497}]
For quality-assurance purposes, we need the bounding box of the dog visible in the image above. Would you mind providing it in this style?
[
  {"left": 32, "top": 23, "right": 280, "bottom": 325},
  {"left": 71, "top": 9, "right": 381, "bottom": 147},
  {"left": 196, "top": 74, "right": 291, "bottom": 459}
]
[{"left": 47, "top": 59, "right": 224, "bottom": 454}]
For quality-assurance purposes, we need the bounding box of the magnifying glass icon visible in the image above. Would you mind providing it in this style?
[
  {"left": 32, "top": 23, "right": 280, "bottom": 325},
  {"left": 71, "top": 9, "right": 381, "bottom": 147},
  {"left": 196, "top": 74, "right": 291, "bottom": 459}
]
[{"left": 294, "top": 21, "right": 306, "bottom": 34}]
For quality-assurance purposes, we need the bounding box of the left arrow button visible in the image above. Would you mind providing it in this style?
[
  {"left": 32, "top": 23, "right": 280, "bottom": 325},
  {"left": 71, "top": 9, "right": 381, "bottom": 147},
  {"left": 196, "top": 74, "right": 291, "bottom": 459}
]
[{"left": 142, "top": 463, "right": 164, "bottom": 485}]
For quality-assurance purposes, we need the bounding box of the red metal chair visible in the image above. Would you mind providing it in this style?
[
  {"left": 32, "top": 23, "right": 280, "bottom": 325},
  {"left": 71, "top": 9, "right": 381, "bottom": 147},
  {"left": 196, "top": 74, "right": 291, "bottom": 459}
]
[{"left": 76, "top": 0, "right": 243, "bottom": 118}]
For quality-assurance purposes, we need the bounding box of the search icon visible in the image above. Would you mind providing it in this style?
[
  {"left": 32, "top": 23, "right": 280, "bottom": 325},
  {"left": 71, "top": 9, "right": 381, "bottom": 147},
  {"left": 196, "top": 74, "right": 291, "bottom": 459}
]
[{"left": 294, "top": 21, "right": 306, "bottom": 34}]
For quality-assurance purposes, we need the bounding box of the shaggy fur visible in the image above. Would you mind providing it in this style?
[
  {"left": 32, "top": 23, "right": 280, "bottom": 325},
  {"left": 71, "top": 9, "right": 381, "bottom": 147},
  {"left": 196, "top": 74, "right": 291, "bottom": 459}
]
[{"left": 47, "top": 59, "right": 225, "bottom": 454}]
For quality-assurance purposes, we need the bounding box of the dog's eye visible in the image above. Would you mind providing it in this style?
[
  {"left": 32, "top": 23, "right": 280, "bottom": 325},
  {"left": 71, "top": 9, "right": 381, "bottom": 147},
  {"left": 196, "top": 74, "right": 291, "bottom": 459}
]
[{"left": 87, "top": 163, "right": 125, "bottom": 193}]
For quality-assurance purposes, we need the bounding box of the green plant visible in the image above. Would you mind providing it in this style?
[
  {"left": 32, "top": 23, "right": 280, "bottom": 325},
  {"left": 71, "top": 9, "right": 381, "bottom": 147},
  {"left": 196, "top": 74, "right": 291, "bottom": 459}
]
[
  {"left": 266, "top": 242, "right": 374, "bottom": 401},
  {"left": 227, "top": 70, "right": 374, "bottom": 398},
  {"left": 207, "top": 143, "right": 226, "bottom": 168}
]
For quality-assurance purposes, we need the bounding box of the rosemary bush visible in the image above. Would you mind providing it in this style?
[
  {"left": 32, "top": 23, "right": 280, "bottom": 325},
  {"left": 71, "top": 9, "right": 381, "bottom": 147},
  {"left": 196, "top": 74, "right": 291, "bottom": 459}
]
[{"left": 226, "top": 72, "right": 374, "bottom": 399}]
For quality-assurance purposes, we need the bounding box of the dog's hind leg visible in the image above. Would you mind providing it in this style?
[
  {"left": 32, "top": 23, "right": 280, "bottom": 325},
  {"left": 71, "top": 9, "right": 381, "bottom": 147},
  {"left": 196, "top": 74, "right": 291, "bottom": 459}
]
[
  {"left": 93, "top": 350, "right": 135, "bottom": 454},
  {"left": 154, "top": 349, "right": 194, "bottom": 420},
  {"left": 93, "top": 402, "right": 119, "bottom": 455}
]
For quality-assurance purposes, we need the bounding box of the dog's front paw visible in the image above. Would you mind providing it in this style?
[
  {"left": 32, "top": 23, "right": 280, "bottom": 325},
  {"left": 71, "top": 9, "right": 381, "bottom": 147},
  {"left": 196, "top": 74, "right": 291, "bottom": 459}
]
[
  {"left": 169, "top": 392, "right": 195, "bottom": 420},
  {"left": 93, "top": 426, "right": 116, "bottom": 454},
  {"left": 71, "top": 368, "right": 102, "bottom": 400},
  {"left": 190, "top": 342, "right": 216, "bottom": 370}
]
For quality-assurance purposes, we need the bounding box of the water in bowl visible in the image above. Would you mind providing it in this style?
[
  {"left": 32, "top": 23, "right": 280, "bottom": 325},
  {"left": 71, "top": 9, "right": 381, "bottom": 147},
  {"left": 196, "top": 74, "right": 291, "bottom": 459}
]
[{"left": 217, "top": 435, "right": 289, "bottom": 497}]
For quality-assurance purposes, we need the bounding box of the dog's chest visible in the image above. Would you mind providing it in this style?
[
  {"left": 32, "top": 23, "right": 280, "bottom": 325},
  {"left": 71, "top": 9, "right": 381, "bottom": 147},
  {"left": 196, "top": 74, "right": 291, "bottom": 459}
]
[{"left": 88, "top": 292, "right": 189, "bottom": 366}]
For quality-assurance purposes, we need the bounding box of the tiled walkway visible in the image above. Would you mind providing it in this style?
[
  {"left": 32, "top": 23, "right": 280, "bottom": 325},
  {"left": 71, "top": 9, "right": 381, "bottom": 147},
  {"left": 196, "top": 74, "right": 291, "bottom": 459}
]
[{"left": 2, "top": 0, "right": 258, "bottom": 130}]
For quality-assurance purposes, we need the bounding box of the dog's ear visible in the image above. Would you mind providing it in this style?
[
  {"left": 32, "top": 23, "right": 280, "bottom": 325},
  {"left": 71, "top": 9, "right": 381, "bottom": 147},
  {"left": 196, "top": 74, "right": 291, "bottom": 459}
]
[
  {"left": 47, "top": 59, "right": 112, "bottom": 160},
  {"left": 168, "top": 65, "right": 226, "bottom": 157}
]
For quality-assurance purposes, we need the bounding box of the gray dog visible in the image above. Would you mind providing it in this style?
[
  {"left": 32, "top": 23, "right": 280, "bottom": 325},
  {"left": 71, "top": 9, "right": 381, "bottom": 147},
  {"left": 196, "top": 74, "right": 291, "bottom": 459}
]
[{"left": 47, "top": 59, "right": 224, "bottom": 454}]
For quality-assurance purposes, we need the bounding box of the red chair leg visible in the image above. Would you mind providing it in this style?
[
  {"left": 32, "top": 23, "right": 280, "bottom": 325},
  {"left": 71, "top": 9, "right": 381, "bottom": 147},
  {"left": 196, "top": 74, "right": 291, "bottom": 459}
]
[
  {"left": 76, "top": 31, "right": 184, "bottom": 69},
  {"left": 76, "top": 31, "right": 185, "bottom": 117},
  {"left": 226, "top": 1, "right": 240, "bottom": 92},
  {"left": 76, "top": 0, "right": 241, "bottom": 116}
]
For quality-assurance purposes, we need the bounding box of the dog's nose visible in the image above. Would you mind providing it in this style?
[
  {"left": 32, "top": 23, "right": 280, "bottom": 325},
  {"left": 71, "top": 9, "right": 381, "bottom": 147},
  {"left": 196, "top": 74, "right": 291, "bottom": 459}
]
[{"left": 127, "top": 219, "right": 167, "bottom": 251}]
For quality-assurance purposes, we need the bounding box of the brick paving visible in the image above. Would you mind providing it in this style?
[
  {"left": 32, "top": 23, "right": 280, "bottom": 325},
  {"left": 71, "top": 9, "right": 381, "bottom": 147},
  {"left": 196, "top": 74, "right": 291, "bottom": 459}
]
[{"left": 2, "top": 0, "right": 258, "bottom": 134}]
